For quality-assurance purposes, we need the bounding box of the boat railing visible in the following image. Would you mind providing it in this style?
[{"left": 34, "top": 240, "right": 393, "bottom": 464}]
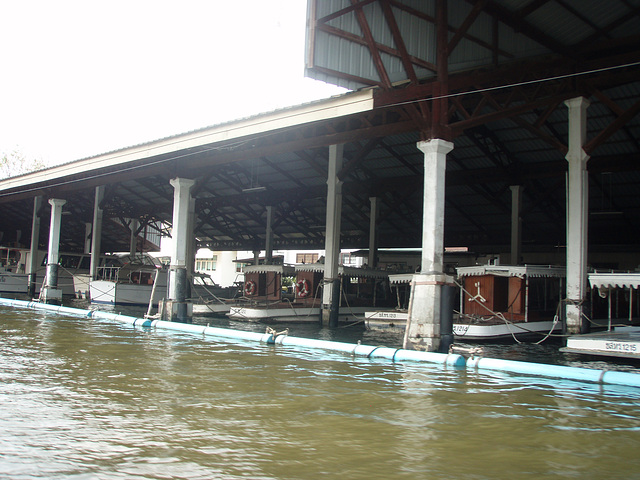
[{"left": 97, "top": 266, "right": 120, "bottom": 282}]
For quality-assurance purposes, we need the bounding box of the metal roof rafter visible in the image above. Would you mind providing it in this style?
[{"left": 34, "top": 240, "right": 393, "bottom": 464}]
[{"left": 470, "top": 0, "right": 571, "bottom": 59}]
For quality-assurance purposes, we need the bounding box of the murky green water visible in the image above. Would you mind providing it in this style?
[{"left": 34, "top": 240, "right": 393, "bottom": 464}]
[{"left": 2, "top": 305, "right": 640, "bottom": 479}]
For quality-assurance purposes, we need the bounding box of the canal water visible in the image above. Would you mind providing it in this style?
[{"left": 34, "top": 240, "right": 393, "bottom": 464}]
[{"left": 2, "top": 304, "right": 640, "bottom": 479}]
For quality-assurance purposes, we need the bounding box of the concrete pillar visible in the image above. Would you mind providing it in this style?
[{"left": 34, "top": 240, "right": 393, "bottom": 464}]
[
  {"left": 27, "top": 196, "right": 42, "bottom": 296},
  {"left": 166, "top": 177, "right": 195, "bottom": 321},
  {"left": 322, "top": 144, "right": 344, "bottom": 327},
  {"left": 42, "top": 198, "right": 66, "bottom": 303},
  {"left": 368, "top": 197, "right": 379, "bottom": 268},
  {"left": 129, "top": 219, "right": 139, "bottom": 257},
  {"left": 565, "top": 97, "right": 591, "bottom": 334},
  {"left": 90, "top": 186, "right": 104, "bottom": 281},
  {"left": 510, "top": 185, "right": 523, "bottom": 265},
  {"left": 265, "top": 205, "right": 274, "bottom": 265},
  {"left": 403, "top": 139, "right": 454, "bottom": 351}
]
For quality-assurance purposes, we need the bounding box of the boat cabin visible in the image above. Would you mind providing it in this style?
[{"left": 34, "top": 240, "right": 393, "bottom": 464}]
[
  {"left": 242, "top": 264, "right": 295, "bottom": 301},
  {"left": 293, "top": 266, "right": 323, "bottom": 304},
  {"left": 456, "top": 265, "right": 565, "bottom": 325},
  {"left": 294, "top": 264, "right": 395, "bottom": 308}
]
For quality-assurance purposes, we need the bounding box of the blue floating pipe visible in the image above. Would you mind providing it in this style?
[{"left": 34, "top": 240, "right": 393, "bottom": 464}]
[
  {"left": 466, "top": 356, "right": 640, "bottom": 389},
  {"left": 1, "top": 297, "right": 640, "bottom": 389}
]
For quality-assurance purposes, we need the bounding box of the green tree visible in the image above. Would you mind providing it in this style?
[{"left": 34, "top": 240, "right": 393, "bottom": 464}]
[{"left": 0, "top": 150, "right": 47, "bottom": 179}]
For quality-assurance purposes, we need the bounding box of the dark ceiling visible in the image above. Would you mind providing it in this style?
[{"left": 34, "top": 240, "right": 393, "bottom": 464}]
[{"left": 0, "top": 0, "right": 639, "bottom": 266}]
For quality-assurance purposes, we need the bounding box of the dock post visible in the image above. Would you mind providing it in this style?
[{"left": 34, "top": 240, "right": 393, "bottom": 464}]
[
  {"left": 404, "top": 139, "right": 453, "bottom": 351},
  {"left": 89, "top": 186, "right": 105, "bottom": 285},
  {"left": 322, "top": 144, "right": 343, "bottom": 327},
  {"left": 368, "top": 197, "right": 379, "bottom": 268},
  {"left": 27, "top": 196, "right": 42, "bottom": 297},
  {"left": 440, "top": 284, "right": 455, "bottom": 353},
  {"left": 510, "top": 185, "right": 523, "bottom": 265},
  {"left": 41, "top": 198, "right": 66, "bottom": 304},
  {"left": 166, "top": 178, "right": 196, "bottom": 322},
  {"left": 565, "top": 97, "right": 590, "bottom": 334}
]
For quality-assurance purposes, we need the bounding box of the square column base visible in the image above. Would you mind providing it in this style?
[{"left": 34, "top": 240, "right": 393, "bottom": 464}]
[
  {"left": 566, "top": 302, "right": 588, "bottom": 334},
  {"left": 41, "top": 287, "right": 63, "bottom": 305},
  {"left": 403, "top": 273, "right": 453, "bottom": 352},
  {"left": 161, "top": 300, "right": 193, "bottom": 322}
]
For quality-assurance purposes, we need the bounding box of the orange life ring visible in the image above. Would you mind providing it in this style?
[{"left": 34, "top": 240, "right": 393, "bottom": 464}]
[
  {"left": 296, "top": 279, "right": 310, "bottom": 298},
  {"left": 245, "top": 280, "right": 256, "bottom": 296}
]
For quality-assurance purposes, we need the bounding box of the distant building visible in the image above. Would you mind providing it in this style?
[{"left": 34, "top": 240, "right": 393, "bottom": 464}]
[{"left": 194, "top": 250, "right": 244, "bottom": 287}]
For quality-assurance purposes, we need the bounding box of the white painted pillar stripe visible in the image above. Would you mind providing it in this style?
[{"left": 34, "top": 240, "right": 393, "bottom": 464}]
[
  {"left": 417, "top": 139, "right": 453, "bottom": 274},
  {"left": 404, "top": 139, "right": 453, "bottom": 352},
  {"left": 90, "top": 186, "right": 104, "bottom": 281},
  {"left": 322, "top": 144, "right": 344, "bottom": 308},
  {"left": 169, "top": 178, "right": 196, "bottom": 268},
  {"left": 47, "top": 198, "right": 66, "bottom": 267},
  {"left": 565, "top": 96, "right": 590, "bottom": 334}
]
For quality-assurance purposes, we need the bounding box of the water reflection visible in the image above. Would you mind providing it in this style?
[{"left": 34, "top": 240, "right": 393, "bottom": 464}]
[{"left": 2, "top": 305, "right": 640, "bottom": 479}]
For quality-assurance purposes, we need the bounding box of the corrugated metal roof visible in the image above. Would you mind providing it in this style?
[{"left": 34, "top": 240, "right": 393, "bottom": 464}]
[
  {"left": 307, "top": 0, "right": 639, "bottom": 90},
  {"left": 0, "top": 0, "right": 638, "bottom": 260}
]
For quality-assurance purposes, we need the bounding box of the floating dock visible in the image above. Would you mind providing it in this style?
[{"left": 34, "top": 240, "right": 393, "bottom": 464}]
[{"left": 561, "top": 327, "right": 640, "bottom": 359}]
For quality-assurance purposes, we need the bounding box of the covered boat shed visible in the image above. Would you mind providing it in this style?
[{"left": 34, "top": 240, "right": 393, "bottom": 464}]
[{"left": 0, "top": 0, "right": 639, "bottom": 349}]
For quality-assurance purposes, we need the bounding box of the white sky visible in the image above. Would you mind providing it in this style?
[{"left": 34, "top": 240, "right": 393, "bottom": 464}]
[{"left": 0, "top": 1, "right": 347, "bottom": 167}]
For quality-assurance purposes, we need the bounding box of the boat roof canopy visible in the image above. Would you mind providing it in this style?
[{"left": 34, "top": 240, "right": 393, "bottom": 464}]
[
  {"left": 242, "top": 264, "right": 296, "bottom": 275},
  {"left": 456, "top": 265, "right": 565, "bottom": 279},
  {"left": 589, "top": 272, "right": 640, "bottom": 289},
  {"left": 295, "top": 264, "right": 389, "bottom": 279}
]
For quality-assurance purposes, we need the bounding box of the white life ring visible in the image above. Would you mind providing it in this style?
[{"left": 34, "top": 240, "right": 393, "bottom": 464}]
[
  {"left": 245, "top": 280, "right": 257, "bottom": 296},
  {"left": 296, "top": 279, "right": 310, "bottom": 298}
]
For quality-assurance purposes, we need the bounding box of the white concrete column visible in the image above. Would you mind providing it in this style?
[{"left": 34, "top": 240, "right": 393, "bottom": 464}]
[
  {"left": 510, "top": 185, "right": 523, "bottom": 265},
  {"left": 167, "top": 177, "right": 195, "bottom": 321},
  {"left": 565, "top": 97, "right": 590, "bottom": 334},
  {"left": 418, "top": 140, "right": 452, "bottom": 273},
  {"left": 42, "top": 198, "right": 67, "bottom": 303},
  {"left": 265, "top": 205, "right": 274, "bottom": 264},
  {"left": 27, "top": 196, "right": 42, "bottom": 296},
  {"left": 368, "top": 196, "right": 379, "bottom": 268},
  {"left": 404, "top": 139, "right": 454, "bottom": 351},
  {"left": 169, "top": 177, "right": 195, "bottom": 266},
  {"left": 322, "top": 144, "right": 344, "bottom": 327},
  {"left": 90, "top": 186, "right": 104, "bottom": 281}
]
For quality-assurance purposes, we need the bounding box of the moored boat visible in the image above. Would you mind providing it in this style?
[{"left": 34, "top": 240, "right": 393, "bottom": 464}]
[
  {"left": 89, "top": 254, "right": 239, "bottom": 312},
  {"left": 1, "top": 246, "right": 94, "bottom": 297},
  {"left": 89, "top": 254, "right": 167, "bottom": 307},
  {"left": 366, "top": 265, "right": 565, "bottom": 341},
  {"left": 227, "top": 263, "right": 395, "bottom": 323}
]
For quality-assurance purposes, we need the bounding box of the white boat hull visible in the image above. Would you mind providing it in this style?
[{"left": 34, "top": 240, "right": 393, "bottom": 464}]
[
  {"left": 228, "top": 305, "right": 379, "bottom": 323},
  {"left": 90, "top": 280, "right": 167, "bottom": 306},
  {"left": 0, "top": 271, "right": 78, "bottom": 297},
  {"left": 365, "top": 310, "right": 561, "bottom": 340},
  {"left": 192, "top": 302, "right": 233, "bottom": 315},
  {"left": 0, "top": 272, "right": 29, "bottom": 294},
  {"left": 228, "top": 305, "right": 320, "bottom": 322}
]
